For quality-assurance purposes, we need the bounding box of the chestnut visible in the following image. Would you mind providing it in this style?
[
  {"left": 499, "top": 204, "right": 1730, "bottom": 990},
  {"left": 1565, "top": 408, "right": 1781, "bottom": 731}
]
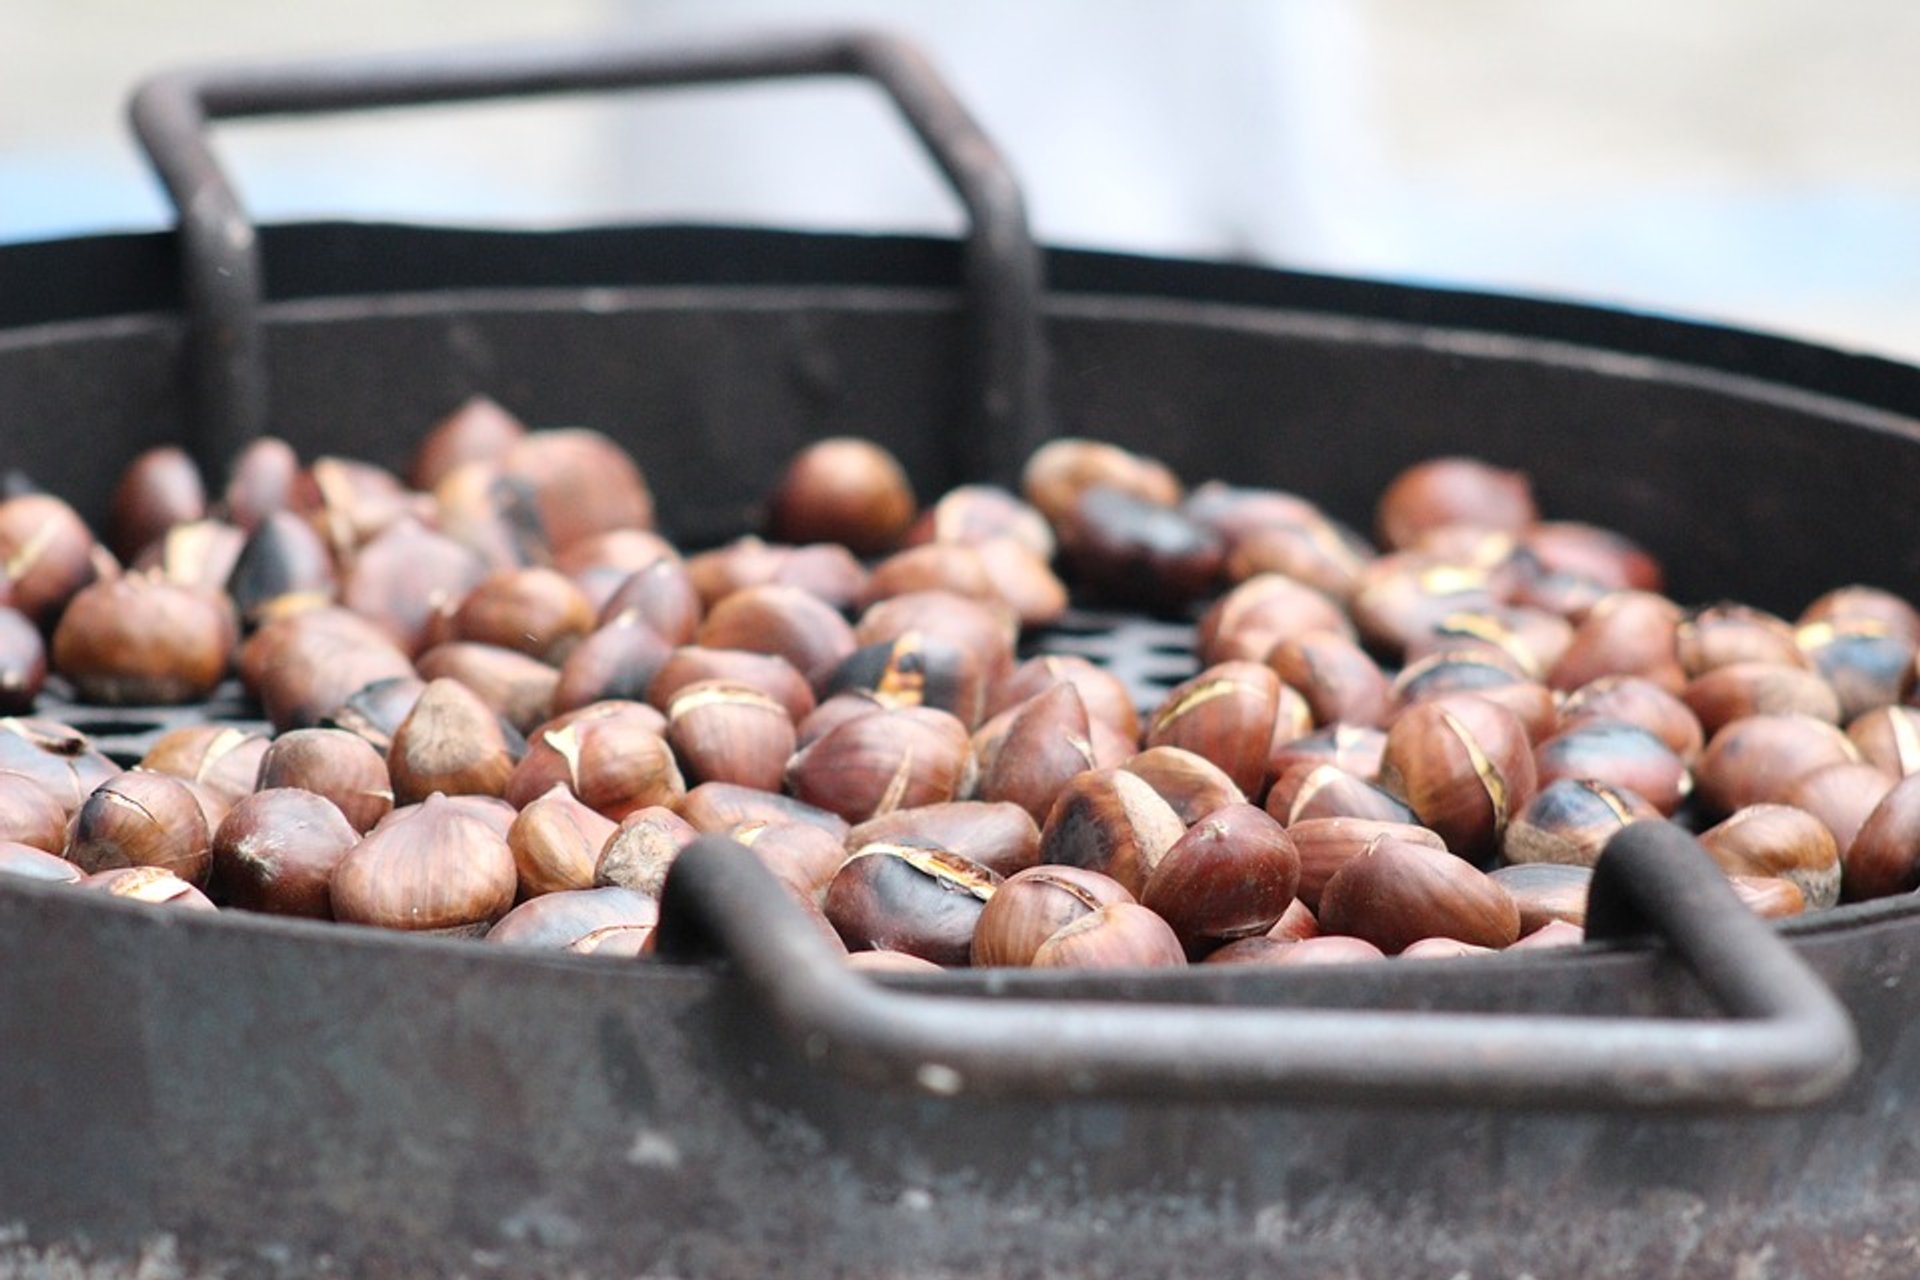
[
  {"left": 415, "top": 642, "right": 557, "bottom": 734},
  {"left": 209, "top": 787, "right": 359, "bottom": 917},
  {"left": 1841, "top": 773, "right": 1920, "bottom": 901},
  {"left": 1219, "top": 511, "right": 1373, "bottom": 602},
  {"left": 225, "top": 510, "right": 336, "bottom": 626},
  {"left": 560, "top": 529, "right": 683, "bottom": 615},
  {"left": 988, "top": 654, "right": 1140, "bottom": 742},
  {"left": 1261, "top": 935, "right": 1386, "bottom": 966},
  {"left": 1288, "top": 818, "right": 1448, "bottom": 911},
  {"left": 1374, "top": 456, "right": 1536, "bottom": 551},
  {"left": 1020, "top": 438, "right": 1182, "bottom": 527},
  {"left": 330, "top": 792, "right": 517, "bottom": 934},
  {"left": 1196, "top": 573, "right": 1353, "bottom": 667},
  {"left": 1547, "top": 591, "right": 1685, "bottom": 695},
  {"left": 1038, "top": 768, "right": 1185, "bottom": 897},
  {"left": 1697, "top": 804, "right": 1841, "bottom": 910},
  {"left": 1675, "top": 604, "right": 1807, "bottom": 677},
  {"left": 553, "top": 615, "right": 675, "bottom": 715},
  {"left": 1391, "top": 652, "right": 1556, "bottom": 742},
  {"left": 341, "top": 519, "right": 488, "bottom": 656},
  {"left": 1347, "top": 553, "right": 1503, "bottom": 660},
  {"left": 1846, "top": 706, "right": 1920, "bottom": 778},
  {"left": 1267, "top": 897, "right": 1321, "bottom": 942},
  {"left": 1780, "top": 761, "right": 1896, "bottom": 855},
  {"left": 1057, "top": 485, "right": 1224, "bottom": 613},
  {"left": 675, "top": 782, "right": 849, "bottom": 841},
  {"left": 1268, "top": 630, "right": 1392, "bottom": 729},
  {"left": 1267, "top": 723, "right": 1388, "bottom": 783},
  {"left": 724, "top": 818, "right": 847, "bottom": 898},
  {"left": 695, "top": 584, "right": 857, "bottom": 693},
  {"left": 766, "top": 437, "right": 917, "bottom": 555},
  {"left": 1682, "top": 661, "right": 1841, "bottom": 736},
  {"left": 1144, "top": 661, "right": 1281, "bottom": 797},
  {"left": 595, "top": 558, "right": 702, "bottom": 645},
  {"left": 968, "top": 538, "right": 1070, "bottom": 626},
  {"left": 0, "top": 606, "right": 46, "bottom": 713},
  {"left": 823, "top": 842, "right": 1000, "bottom": 966},
  {"left": 408, "top": 396, "right": 526, "bottom": 491},
  {"left": 136, "top": 518, "right": 247, "bottom": 594},
  {"left": 1731, "top": 875, "right": 1807, "bottom": 919},
  {"left": 1488, "top": 862, "right": 1592, "bottom": 932},
  {"left": 969, "top": 864, "right": 1134, "bottom": 967},
  {"left": 506, "top": 702, "right": 684, "bottom": 820},
  {"left": 1402, "top": 606, "right": 1575, "bottom": 681},
  {"left": 451, "top": 567, "right": 595, "bottom": 665},
  {"left": 508, "top": 783, "right": 619, "bottom": 897},
  {"left": 387, "top": 678, "right": 516, "bottom": 804},
  {"left": 802, "top": 691, "right": 889, "bottom": 749},
  {"left": 845, "top": 949, "right": 944, "bottom": 974},
  {"left": 484, "top": 886, "right": 659, "bottom": 955},
  {"left": 433, "top": 460, "right": 549, "bottom": 571},
  {"left": 499, "top": 428, "right": 654, "bottom": 550},
  {"left": 664, "top": 679, "right": 797, "bottom": 792},
  {"left": 241, "top": 607, "right": 414, "bottom": 730},
  {"left": 52, "top": 574, "right": 234, "bottom": 705},
  {"left": 647, "top": 646, "right": 815, "bottom": 725},
  {"left": 221, "top": 436, "right": 299, "bottom": 532},
  {"left": 1120, "top": 746, "right": 1246, "bottom": 827},
  {"left": 785, "top": 706, "right": 974, "bottom": 825},
  {"left": 686, "top": 537, "right": 869, "bottom": 613},
  {"left": 1501, "top": 778, "right": 1660, "bottom": 868},
  {"left": 0, "top": 840, "right": 82, "bottom": 883},
  {"left": 0, "top": 771, "right": 69, "bottom": 852},
  {"left": 1029, "top": 901, "right": 1186, "bottom": 970},
  {"left": 847, "top": 801, "right": 1040, "bottom": 879},
  {"left": 1795, "top": 620, "right": 1916, "bottom": 722},
  {"left": 0, "top": 493, "right": 99, "bottom": 624},
  {"left": 1399, "top": 937, "right": 1496, "bottom": 960},
  {"left": 109, "top": 445, "right": 207, "bottom": 561},
  {"left": 1265, "top": 762, "right": 1414, "bottom": 826},
  {"left": 1799, "top": 584, "right": 1920, "bottom": 647},
  {"left": 1694, "top": 713, "right": 1860, "bottom": 818},
  {"left": 593, "top": 805, "right": 700, "bottom": 898},
  {"left": 976, "top": 683, "right": 1100, "bottom": 824},
  {"left": 322, "top": 675, "right": 427, "bottom": 756},
  {"left": 904, "top": 483, "right": 1055, "bottom": 560},
  {"left": 137, "top": 724, "right": 269, "bottom": 809},
  {"left": 1531, "top": 720, "right": 1691, "bottom": 816},
  {"left": 1557, "top": 675, "right": 1704, "bottom": 763},
  {"left": 1318, "top": 835, "right": 1520, "bottom": 954},
  {"left": 1519, "top": 521, "right": 1663, "bottom": 594},
  {"left": 1378, "top": 695, "right": 1537, "bottom": 865},
  {"left": 824, "top": 630, "right": 989, "bottom": 727},
  {"left": 1140, "top": 803, "right": 1300, "bottom": 948},
  {"left": 855, "top": 590, "right": 1018, "bottom": 686},
  {"left": 0, "top": 718, "right": 120, "bottom": 815},
  {"left": 1510, "top": 919, "right": 1586, "bottom": 950},
  {"left": 66, "top": 770, "right": 212, "bottom": 886},
  {"left": 254, "top": 727, "right": 393, "bottom": 834}
]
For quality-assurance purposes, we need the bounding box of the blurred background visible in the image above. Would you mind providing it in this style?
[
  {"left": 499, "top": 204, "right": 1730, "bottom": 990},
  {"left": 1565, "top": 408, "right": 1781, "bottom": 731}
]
[{"left": 4, "top": 0, "right": 1917, "bottom": 360}]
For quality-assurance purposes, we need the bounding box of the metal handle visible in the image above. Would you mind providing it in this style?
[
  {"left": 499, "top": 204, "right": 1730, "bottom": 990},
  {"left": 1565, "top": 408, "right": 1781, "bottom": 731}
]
[
  {"left": 128, "top": 31, "right": 1046, "bottom": 480},
  {"left": 656, "top": 821, "right": 1858, "bottom": 1109}
]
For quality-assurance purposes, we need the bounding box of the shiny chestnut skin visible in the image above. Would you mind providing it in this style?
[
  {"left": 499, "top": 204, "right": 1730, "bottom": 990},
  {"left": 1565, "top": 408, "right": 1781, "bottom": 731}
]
[
  {"left": 241, "top": 607, "right": 415, "bottom": 731},
  {"left": 0, "top": 493, "right": 99, "bottom": 625},
  {"left": 1121, "top": 746, "right": 1246, "bottom": 827},
  {"left": 1780, "top": 761, "right": 1896, "bottom": 856},
  {"left": 1144, "top": 661, "right": 1281, "bottom": 798},
  {"left": 675, "top": 782, "right": 849, "bottom": 841},
  {"left": 1403, "top": 606, "right": 1575, "bottom": 681},
  {"left": 0, "top": 719, "right": 120, "bottom": 816},
  {"left": 1029, "top": 902, "right": 1186, "bottom": 970},
  {"left": 1501, "top": 778, "right": 1660, "bottom": 868},
  {"left": 1347, "top": 553, "right": 1503, "bottom": 660},
  {"left": 855, "top": 590, "right": 1019, "bottom": 688},
  {"left": 139, "top": 724, "right": 269, "bottom": 808},
  {"left": 1547, "top": 591, "right": 1685, "bottom": 695},
  {"left": 109, "top": 445, "right": 207, "bottom": 561},
  {"left": 1693, "top": 713, "right": 1861, "bottom": 818},
  {"left": 1841, "top": 773, "right": 1920, "bottom": 902},
  {"left": 1557, "top": 675, "right": 1705, "bottom": 763},
  {"left": 686, "top": 537, "right": 868, "bottom": 613},
  {"left": 1319, "top": 835, "right": 1521, "bottom": 954},
  {"left": 696, "top": 584, "right": 857, "bottom": 693},
  {"left": 1058, "top": 485, "right": 1224, "bottom": 613},
  {"left": 825, "top": 630, "right": 990, "bottom": 727},
  {"left": 82, "top": 866, "right": 217, "bottom": 910},
  {"left": 1379, "top": 695, "right": 1537, "bottom": 865},
  {"left": 255, "top": 727, "right": 394, "bottom": 834},
  {"left": 0, "top": 840, "right": 83, "bottom": 883},
  {"left": 330, "top": 792, "right": 517, "bottom": 934},
  {"left": 499, "top": 428, "right": 654, "bottom": 550},
  {"left": 905, "top": 484, "right": 1054, "bottom": 560},
  {"left": 484, "top": 886, "right": 658, "bottom": 955},
  {"left": 1697, "top": 803, "right": 1842, "bottom": 910},
  {"left": 1488, "top": 862, "right": 1592, "bottom": 932},
  {"left": 414, "top": 642, "right": 556, "bottom": 734},
  {"left": 970, "top": 864, "right": 1134, "bottom": 967},
  {"left": 1682, "top": 662, "right": 1840, "bottom": 736},
  {"left": 408, "top": 396, "right": 527, "bottom": 491},
  {"left": 1140, "top": 803, "right": 1300, "bottom": 948},
  {"left": 209, "top": 788, "right": 359, "bottom": 917},
  {"left": 508, "top": 702, "right": 684, "bottom": 821},
  {"left": 976, "top": 683, "right": 1101, "bottom": 824},
  {"left": 1289, "top": 818, "right": 1447, "bottom": 911},
  {"left": 785, "top": 705, "right": 973, "bottom": 825},
  {"left": 595, "top": 558, "right": 702, "bottom": 646},
  {"left": 52, "top": 574, "right": 235, "bottom": 705},
  {"left": 341, "top": 519, "right": 488, "bottom": 656},
  {"left": 509, "top": 784, "right": 619, "bottom": 897},
  {"left": 1375, "top": 457, "right": 1536, "bottom": 551},
  {"left": 766, "top": 437, "right": 917, "bottom": 556},
  {"left": 1038, "top": 768, "right": 1186, "bottom": 897},
  {"left": 1795, "top": 620, "right": 1916, "bottom": 722},
  {"left": 323, "top": 675, "right": 427, "bottom": 757},
  {"left": 1265, "top": 762, "right": 1415, "bottom": 826},
  {"left": 225, "top": 510, "right": 336, "bottom": 626},
  {"left": 1531, "top": 720, "right": 1691, "bottom": 817},
  {"left": 1390, "top": 652, "right": 1556, "bottom": 743},
  {"left": 0, "top": 771, "right": 69, "bottom": 852},
  {"left": 664, "top": 679, "right": 796, "bottom": 792},
  {"left": 1268, "top": 630, "right": 1392, "bottom": 729},
  {"left": 725, "top": 819, "right": 848, "bottom": 898},
  {"left": 1799, "top": 584, "right": 1920, "bottom": 646},
  {"left": 1267, "top": 723, "right": 1388, "bottom": 784},
  {"left": 1846, "top": 706, "right": 1920, "bottom": 778},
  {"left": 847, "top": 801, "right": 1040, "bottom": 879},
  {"left": 66, "top": 770, "right": 213, "bottom": 887},
  {"left": 1675, "top": 604, "right": 1807, "bottom": 677},
  {"left": 824, "top": 843, "right": 1000, "bottom": 966},
  {"left": 453, "top": 567, "right": 596, "bottom": 664},
  {"left": 1519, "top": 521, "right": 1663, "bottom": 594},
  {"left": 553, "top": 615, "right": 675, "bottom": 715},
  {"left": 988, "top": 654, "right": 1140, "bottom": 742},
  {"left": 1197, "top": 573, "right": 1353, "bottom": 666}
]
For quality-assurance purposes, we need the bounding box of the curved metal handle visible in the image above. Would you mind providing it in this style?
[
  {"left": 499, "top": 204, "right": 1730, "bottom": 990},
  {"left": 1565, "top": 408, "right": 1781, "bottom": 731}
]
[
  {"left": 128, "top": 31, "right": 1046, "bottom": 481},
  {"left": 656, "top": 821, "right": 1858, "bottom": 1109}
]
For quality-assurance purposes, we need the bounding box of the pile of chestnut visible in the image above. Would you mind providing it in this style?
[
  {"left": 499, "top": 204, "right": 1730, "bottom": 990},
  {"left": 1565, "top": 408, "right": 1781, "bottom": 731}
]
[{"left": 0, "top": 396, "right": 1914, "bottom": 972}]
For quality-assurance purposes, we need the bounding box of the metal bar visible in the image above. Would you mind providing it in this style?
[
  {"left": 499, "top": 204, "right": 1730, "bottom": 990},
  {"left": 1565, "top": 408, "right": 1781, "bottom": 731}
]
[
  {"left": 127, "top": 32, "right": 1046, "bottom": 483},
  {"left": 655, "top": 821, "right": 1858, "bottom": 1109}
]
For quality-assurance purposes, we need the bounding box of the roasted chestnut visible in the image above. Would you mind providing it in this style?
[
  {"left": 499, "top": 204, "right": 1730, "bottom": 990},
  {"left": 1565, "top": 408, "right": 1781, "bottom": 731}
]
[
  {"left": 330, "top": 792, "right": 517, "bottom": 934},
  {"left": 52, "top": 574, "right": 235, "bottom": 705},
  {"left": 509, "top": 783, "right": 619, "bottom": 897},
  {"left": 387, "top": 677, "right": 516, "bottom": 804},
  {"left": 767, "top": 437, "right": 917, "bottom": 556},
  {"left": 1318, "top": 835, "right": 1520, "bottom": 954},
  {"left": 1038, "top": 768, "right": 1185, "bottom": 897},
  {"left": 594, "top": 805, "right": 700, "bottom": 898},
  {"left": 969, "top": 864, "right": 1134, "bottom": 967},
  {"left": 66, "top": 770, "right": 212, "bottom": 886},
  {"left": 209, "top": 787, "right": 359, "bottom": 917},
  {"left": 823, "top": 842, "right": 1000, "bottom": 966},
  {"left": 484, "top": 886, "right": 658, "bottom": 955},
  {"left": 1139, "top": 803, "right": 1300, "bottom": 948}
]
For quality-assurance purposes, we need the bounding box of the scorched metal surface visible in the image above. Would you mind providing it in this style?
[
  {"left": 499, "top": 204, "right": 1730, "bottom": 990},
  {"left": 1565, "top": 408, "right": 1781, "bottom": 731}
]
[{"left": 0, "top": 28, "right": 1915, "bottom": 1280}]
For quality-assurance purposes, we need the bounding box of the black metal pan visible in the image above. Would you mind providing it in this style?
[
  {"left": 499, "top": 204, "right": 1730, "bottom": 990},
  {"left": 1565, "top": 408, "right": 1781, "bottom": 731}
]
[{"left": 0, "top": 30, "right": 1915, "bottom": 1280}]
